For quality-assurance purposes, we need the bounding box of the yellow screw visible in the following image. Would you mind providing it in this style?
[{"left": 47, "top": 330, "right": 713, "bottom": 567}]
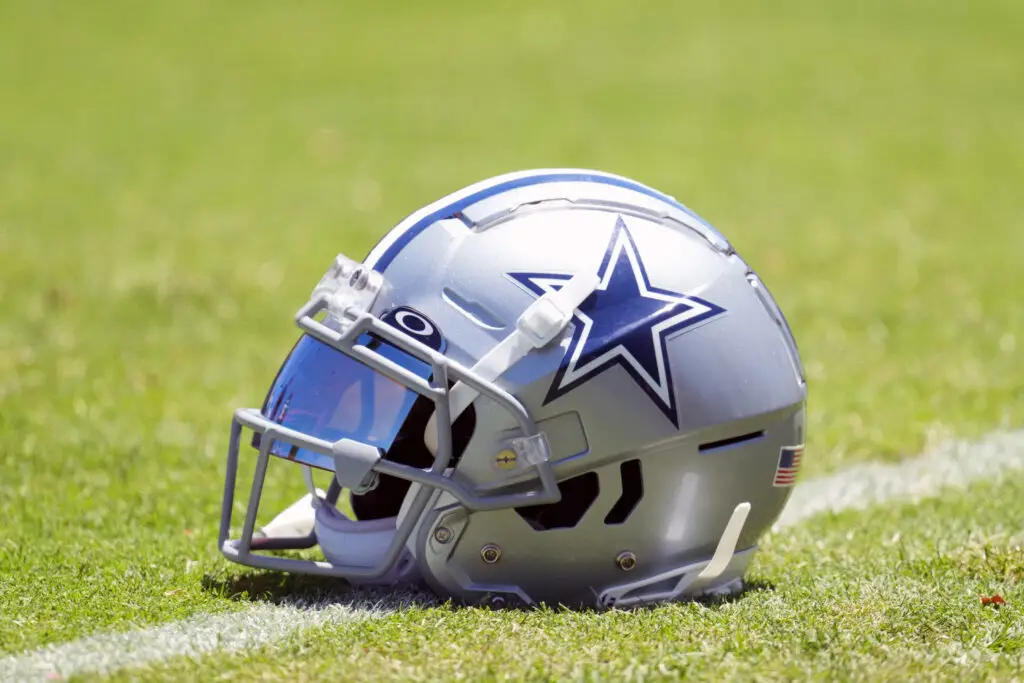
[{"left": 494, "top": 449, "right": 517, "bottom": 470}]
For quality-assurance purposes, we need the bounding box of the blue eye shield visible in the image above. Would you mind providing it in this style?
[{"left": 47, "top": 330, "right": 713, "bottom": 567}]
[{"left": 256, "top": 327, "right": 440, "bottom": 473}]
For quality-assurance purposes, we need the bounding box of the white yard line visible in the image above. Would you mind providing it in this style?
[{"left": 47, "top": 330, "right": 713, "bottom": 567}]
[
  {"left": 775, "top": 429, "right": 1024, "bottom": 528},
  {"left": 1, "top": 593, "right": 435, "bottom": 683},
  {"left": 3, "top": 429, "right": 1023, "bottom": 682}
]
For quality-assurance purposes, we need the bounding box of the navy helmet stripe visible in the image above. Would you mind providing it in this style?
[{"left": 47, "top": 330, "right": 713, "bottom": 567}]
[{"left": 366, "top": 172, "right": 712, "bottom": 272}]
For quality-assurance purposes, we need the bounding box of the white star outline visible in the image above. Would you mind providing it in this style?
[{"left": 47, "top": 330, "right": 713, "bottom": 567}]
[{"left": 514, "top": 219, "right": 725, "bottom": 420}]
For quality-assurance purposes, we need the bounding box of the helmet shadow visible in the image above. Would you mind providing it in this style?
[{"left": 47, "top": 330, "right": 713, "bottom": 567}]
[
  {"left": 201, "top": 571, "right": 442, "bottom": 610},
  {"left": 200, "top": 570, "right": 774, "bottom": 613}
]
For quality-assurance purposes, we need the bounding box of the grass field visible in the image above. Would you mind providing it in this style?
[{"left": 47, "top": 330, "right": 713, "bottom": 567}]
[{"left": 1, "top": 0, "right": 1022, "bottom": 680}]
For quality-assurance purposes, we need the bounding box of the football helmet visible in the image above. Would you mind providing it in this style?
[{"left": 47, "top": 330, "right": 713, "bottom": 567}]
[{"left": 219, "top": 169, "right": 807, "bottom": 608}]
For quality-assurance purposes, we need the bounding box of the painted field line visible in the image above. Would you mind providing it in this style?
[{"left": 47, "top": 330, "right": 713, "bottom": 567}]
[
  {"left": 0, "top": 591, "right": 436, "bottom": 683},
  {"left": 3, "top": 429, "right": 1023, "bottom": 682},
  {"left": 775, "top": 428, "right": 1024, "bottom": 529}
]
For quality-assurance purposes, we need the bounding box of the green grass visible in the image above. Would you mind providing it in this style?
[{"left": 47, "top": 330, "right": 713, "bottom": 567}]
[
  {"left": 0, "top": 0, "right": 1022, "bottom": 679},
  {"left": 94, "top": 472, "right": 1024, "bottom": 682}
]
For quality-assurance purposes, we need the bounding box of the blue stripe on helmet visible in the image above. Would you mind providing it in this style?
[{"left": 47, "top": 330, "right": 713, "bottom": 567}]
[{"left": 367, "top": 172, "right": 716, "bottom": 272}]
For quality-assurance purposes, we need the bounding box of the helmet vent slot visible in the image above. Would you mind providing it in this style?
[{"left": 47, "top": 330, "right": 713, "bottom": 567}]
[
  {"left": 698, "top": 430, "right": 765, "bottom": 453},
  {"left": 603, "top": 459, "right": 643, "bottom": 525},
  {"left": 514, "top": 472, "right": 599, "bottom": 531}
]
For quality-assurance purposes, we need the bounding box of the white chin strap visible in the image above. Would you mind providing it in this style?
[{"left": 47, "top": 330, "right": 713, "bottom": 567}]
[
  {"left": 258, "top": 490, "right": 322, "bottom": 540},
  {"left": 425, "top": 270, "right": 599, "bottom": 453},
  {"left": 313, "top": 506, "right": 414, "bottom": 583},
  {"left": 313, "top": 474, "right": 458, "bottom": 585},
  {"left": 257, "top": 467, "right": 417, "bottom": 585},
  {"left": 257, "top": 470, "right": 459, "bottom": 585}
]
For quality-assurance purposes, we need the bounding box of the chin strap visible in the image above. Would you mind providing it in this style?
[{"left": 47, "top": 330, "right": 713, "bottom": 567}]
[
  {"left": 258, "top": 491, "right": 321, "bottom": 539},
  {"left": 250, "top": 466, "right": 329, "bottom": 547},
  {"left": 425, "top": 269, "right": 600, "bottom": 454}
]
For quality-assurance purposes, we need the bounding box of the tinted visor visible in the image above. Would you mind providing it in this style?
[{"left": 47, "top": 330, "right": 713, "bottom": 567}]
[{"left": 257, "top": 333, "right": 433, "bottom": 471}]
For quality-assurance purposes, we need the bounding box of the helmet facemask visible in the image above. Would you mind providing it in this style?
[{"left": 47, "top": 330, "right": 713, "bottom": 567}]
[{"left": 220, "top": 252, "right": 593, "bottom": 584}]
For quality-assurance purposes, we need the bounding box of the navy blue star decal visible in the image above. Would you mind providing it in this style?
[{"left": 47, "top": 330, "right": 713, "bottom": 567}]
[{"left": 508, "top": 217, "right": 726, "bottom": 427}]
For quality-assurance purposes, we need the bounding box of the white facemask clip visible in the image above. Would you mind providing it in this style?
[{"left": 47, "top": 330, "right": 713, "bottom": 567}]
[{"left": 424, "top": 269, "right": 600, "bottom": 453}]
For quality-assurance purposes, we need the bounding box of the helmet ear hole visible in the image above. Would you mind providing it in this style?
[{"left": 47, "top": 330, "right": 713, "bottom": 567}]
[
  {"left": 514, "top": 472, "right": 600, "bottom": 531},
  {"left": 350, "top": 395, "right": 476, "bottom": 521}
]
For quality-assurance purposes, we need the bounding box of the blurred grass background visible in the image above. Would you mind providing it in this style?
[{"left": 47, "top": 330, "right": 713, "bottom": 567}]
[{"left": 0, "top": 0, "right": 1022, "bottom": 652}]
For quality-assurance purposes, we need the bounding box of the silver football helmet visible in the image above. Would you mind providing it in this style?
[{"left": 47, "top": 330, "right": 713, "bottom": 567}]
[{"left": 219, "top": 169, "right": 807, "bottom": 608}]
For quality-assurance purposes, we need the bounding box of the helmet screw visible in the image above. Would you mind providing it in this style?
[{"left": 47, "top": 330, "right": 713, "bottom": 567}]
[
  {"left": 481, "top": 544, "right": 502, "bottom": 564},
  {"left": 616, "top": 551, "right": 637, "bottom": 572},
  {"left": 349, "top": 268, "right": 367, "bottom": 289},
  {"left": 433, "top": 526, "right": 453, "bottom": 544},
  {"left": 494, "top": 449, "right": 517, "bottom": 471}
]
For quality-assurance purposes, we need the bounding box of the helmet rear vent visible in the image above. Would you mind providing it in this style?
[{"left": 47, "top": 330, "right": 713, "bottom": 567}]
[
  {"left": 515, "top": 472, "right": 599, "bottom": 531},
  {"left": 698, "top": 430, "right": 765, "bottom": 453},
  {"left": 603, "top": 459, "right": 644, "bottom": 525}
]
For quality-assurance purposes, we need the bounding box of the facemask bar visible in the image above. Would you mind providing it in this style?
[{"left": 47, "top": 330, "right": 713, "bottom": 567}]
[{"left": 220, "top": 263, "right": 563, "bottom": 581}]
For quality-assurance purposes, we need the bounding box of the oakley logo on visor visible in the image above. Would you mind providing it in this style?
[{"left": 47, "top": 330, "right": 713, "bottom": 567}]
[{"left": 381, "top": 306, "right": 445, "bottom": 352}]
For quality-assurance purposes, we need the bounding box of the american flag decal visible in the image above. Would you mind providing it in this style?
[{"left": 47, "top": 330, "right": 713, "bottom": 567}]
[{"left": 773, "top": 445, "right": 804, "bottom": 487}]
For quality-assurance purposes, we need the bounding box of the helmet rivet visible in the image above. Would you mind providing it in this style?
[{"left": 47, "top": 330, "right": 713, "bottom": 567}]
[
  {"left": 433, "top": 526, "right": 453, "bottom": 544},
  {"left": 481, "top": 544, "right": 502, "bottom": 564},
  {"left": 616, "top": 551, "right": 637, "bottom": 572}
]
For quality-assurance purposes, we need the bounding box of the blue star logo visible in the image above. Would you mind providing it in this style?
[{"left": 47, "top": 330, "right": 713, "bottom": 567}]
[{"left": 508, "top": 217, "right": 726, "bottom": 427}]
